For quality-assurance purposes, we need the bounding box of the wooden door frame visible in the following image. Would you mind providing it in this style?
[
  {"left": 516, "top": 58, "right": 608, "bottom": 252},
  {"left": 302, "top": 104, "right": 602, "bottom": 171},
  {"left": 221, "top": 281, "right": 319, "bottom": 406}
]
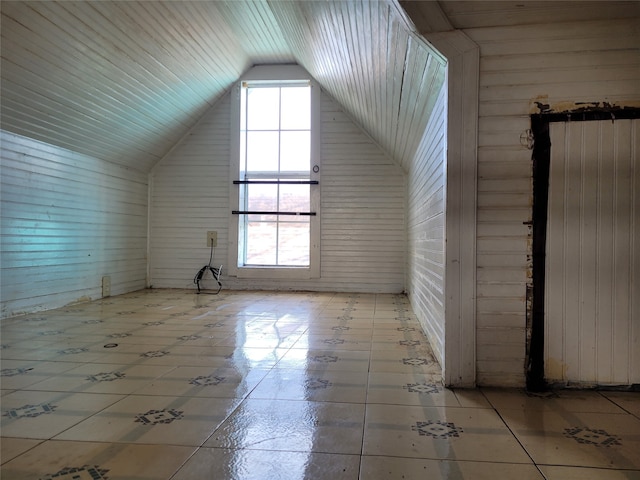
[{"left": 528, "top": 106, "right": 640, "bottom": 391}]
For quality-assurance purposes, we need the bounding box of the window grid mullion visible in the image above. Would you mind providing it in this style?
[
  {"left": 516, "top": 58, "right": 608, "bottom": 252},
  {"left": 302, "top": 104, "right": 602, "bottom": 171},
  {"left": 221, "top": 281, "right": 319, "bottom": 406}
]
[{"left": 276, "top": 87, "right": 282, "bottom": 266}]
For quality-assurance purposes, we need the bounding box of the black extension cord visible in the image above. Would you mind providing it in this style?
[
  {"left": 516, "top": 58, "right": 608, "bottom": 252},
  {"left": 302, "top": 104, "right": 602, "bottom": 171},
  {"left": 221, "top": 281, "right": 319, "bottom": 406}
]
[{"left": 193, "top": 243, "right": 222, "bottom": 294}]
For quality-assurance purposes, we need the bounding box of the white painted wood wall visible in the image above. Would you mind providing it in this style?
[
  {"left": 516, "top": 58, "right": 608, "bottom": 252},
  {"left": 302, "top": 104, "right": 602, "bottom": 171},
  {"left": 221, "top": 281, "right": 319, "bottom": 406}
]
[
  {"left": 0, "top": 131, "right": 148, "bottom": 318},
  {"left": 546, "top": 119, "right": 639, "bottom": 386},
  {"left": 149, "top": 91, "right": 405, "bottom": 293},
  {"left": 467, "top": 18, "right": 640, "bottom": 386},
  {"left": 406, "top": 83, "right": 447, "bottom": 367}
]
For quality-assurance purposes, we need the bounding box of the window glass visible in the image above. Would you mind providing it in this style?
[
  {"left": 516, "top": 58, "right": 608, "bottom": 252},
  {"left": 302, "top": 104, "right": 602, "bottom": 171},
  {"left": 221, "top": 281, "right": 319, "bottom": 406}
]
[{"left": 235, "top": 78, "right": 316, "bottom": 272}]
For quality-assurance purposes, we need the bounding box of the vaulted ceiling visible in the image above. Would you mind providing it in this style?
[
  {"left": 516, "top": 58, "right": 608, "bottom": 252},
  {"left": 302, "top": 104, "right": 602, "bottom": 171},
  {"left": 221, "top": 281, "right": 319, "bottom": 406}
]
[
  {"left": 1, "top": 1, "right": 635, "bottom": 173},
  {"left": 1, "top": 0, "right": 445, "bottom": 173}
]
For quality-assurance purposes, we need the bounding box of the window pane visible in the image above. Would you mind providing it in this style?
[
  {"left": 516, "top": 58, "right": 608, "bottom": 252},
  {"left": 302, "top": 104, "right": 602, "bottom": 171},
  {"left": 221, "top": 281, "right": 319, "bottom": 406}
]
[
  {"left": 246, "top": 131, "right": 278, "bottom": 172},
  {"left": 239, "top": 131, "right": 247, "bottom": 175},
  {"left": 278, "top": 222, "right": 310, "bottom": 266},
  {"left": 280, "top": 131, "right": 310, "bottom": 173},
  {"left": 279, "top": 184, "right": 310, "bottom": 218},
  {"left": 247, "top": 88, "right": 279, "bottom": 130},
  {"left": 238, "top": 81, "right": 314, "bottom": 271},
  {"left": 247, "top": 184, "right": 277, "bottom": 212},
  {"left": 281, "top": 87, "right": 310, "bottom": 130},
  {"left": 246, "top": 221, "right": 276, "bottom": 265}
]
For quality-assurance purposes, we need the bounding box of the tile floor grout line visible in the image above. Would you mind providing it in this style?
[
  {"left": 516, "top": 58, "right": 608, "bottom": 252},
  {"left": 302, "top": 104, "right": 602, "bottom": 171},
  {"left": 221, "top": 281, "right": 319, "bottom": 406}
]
[{"left": 486, "top": 391, "right": 547, "bottom": 478}]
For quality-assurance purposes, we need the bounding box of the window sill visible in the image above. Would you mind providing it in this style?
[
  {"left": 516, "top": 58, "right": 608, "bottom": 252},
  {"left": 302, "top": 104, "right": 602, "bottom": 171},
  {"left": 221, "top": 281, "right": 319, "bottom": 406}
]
[{"left": 234, "top": 265, "right": 318, "bottom": 280}]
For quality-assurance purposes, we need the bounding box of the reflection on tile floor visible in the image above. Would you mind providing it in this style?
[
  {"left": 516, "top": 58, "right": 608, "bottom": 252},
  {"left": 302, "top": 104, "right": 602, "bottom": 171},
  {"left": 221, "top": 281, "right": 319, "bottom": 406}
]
[{"left": 1, "top": 290, "right": 639, "bottom": 479}]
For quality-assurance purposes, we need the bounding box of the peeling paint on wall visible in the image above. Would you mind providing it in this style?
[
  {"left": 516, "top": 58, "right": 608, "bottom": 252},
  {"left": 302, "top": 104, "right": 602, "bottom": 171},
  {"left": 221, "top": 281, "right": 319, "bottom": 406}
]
[{"left": 530, "top": 97, "right": 640, "bottom": 115}]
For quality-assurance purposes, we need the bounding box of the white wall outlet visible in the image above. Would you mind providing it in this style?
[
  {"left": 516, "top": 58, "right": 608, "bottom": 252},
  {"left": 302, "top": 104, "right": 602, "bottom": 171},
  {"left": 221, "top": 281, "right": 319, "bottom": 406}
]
[{"left": 207, "top": 231, "right": 217, "bottom": 247}]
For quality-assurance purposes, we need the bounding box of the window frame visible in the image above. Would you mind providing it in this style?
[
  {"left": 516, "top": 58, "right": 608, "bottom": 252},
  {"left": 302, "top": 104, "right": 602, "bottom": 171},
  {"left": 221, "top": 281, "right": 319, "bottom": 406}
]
[{"left": 228, "top": 65, "right": 321, "bottom": 280}]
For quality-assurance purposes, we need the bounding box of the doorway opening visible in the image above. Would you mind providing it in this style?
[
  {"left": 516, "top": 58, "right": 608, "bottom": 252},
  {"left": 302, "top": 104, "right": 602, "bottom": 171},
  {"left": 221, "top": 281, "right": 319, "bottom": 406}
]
[{"left": 528, "top": 106, "right": 640, "bottom": 391}]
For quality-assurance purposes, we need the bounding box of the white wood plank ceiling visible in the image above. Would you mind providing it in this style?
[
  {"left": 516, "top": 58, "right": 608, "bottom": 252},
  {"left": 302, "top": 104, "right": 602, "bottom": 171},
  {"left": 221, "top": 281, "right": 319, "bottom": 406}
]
[
  {"left": 1, "top": 0, "right": 445, "bottom": 174},
  {"left": 402, "top": 1, "right": 639, "bottom": 33},
  {"left": 3, "top": 1, "right": 635, "bottom": 173}
]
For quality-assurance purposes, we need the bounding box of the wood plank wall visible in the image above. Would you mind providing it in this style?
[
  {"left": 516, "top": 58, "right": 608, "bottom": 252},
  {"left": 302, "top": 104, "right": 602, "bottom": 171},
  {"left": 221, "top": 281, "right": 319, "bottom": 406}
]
[
  {"left": 149, "top": 91, "right": 406, "bottom": 293},
  {"left": 467, "top": 18, "right": 640, "bottom": 386},
  {"left": 0, "top": 131, "right": 148, "bottom": 318},
  {"left": 406, "top": 83, "right": 447, "bottom": 366}
]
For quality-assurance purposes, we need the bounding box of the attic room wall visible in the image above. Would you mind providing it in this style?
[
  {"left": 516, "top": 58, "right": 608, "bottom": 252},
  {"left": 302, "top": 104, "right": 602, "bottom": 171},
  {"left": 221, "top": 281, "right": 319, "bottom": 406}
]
[
  {"left": 149, "top": 90, "right": 405, "bottom": 293},
  {"left": 467, "top": 18, "right": 640, "bottom": 386},
  {"left": 406, "top": 82, "right": 447, "bottom": 367},
  {"left": 0, "top": 131, "right": 148, "bottom": 318}
]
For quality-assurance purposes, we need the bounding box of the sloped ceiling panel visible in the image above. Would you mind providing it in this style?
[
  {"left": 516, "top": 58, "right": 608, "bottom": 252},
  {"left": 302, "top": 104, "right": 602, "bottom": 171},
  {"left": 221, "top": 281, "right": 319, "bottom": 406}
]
[
  {"left": 1, "top": 0, "right": 444, "bottom": 173},
  {"left": 0, "top": 1, "right": 294, "bottom": 172},
  {"left": 269, "top": 0, "right": 446, "bottom": 171}
]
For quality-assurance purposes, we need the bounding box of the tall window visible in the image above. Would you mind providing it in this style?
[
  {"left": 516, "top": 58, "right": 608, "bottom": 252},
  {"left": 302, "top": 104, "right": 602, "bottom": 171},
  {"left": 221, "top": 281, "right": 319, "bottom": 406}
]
[{"left": 229, "top": 66, "right": 320, "bottom": 279}]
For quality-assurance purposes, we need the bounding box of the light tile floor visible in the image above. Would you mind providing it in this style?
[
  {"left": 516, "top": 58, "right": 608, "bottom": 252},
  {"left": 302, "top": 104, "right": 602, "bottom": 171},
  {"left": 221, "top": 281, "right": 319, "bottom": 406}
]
[{"left": 1, "top": 290, "right": 639, "bottom": 479}]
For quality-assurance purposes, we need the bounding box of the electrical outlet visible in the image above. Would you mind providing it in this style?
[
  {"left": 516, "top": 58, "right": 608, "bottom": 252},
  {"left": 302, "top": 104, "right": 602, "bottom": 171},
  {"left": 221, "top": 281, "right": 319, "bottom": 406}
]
[{"left": 207, "top": 231, "right": 217, "bottom": 247}]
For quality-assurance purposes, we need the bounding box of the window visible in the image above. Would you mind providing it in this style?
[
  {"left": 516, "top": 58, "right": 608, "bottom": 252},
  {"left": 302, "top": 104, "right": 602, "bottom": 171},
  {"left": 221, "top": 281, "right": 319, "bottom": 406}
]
[{"left": 229, "top": 66, "right": 320, "bottom": 279}]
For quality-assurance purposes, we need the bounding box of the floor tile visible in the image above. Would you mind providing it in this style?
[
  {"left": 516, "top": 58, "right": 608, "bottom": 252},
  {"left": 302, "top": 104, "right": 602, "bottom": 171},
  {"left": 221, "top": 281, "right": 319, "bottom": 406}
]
[
  {"left": 369, "top": 349, "right": 440, "bottom": 374},
  {"left": 277, "top": 348, "right": 370, "bottom": 372},
  {"left": 249, "top": 369, "right": 368, "bottom": 403},
  {"left": 21, "top": 363, "right": 175, "bottom": 395},
  {"left": 205, "top": 398, "right": 365, "bottom": 454},
  {"left": 538, "top": 465, "right": 640, "bottom": 479},
  {"left": 483, "top": 388, "right": 629, "bottom": 414},
  {"left": 0, "top": 438, "right": 42, "bottom": 465},
  {"left": 363, "top": 404, "right": 532, "bottom": 463},
  {"left": 367, "top": 372, "right": 451, "bottom": 406},
  {"left": 172, "top": 448, "right": 361, "bottom": 480},
  {"left": 359, "top": 456, "right": 545, "bottom": 480},
  {"left": 54, "top": 394, "right": 242, "bottom": 446},
  {"left": 1, "top": 390, "right": 124, "bottom": 439},
  {"left": 600, "top": 391, "right": 640, "bottom": 418},
  {"left": 0, "top": 360, "right": 82, "bottom": 390},
  {"left": 295, "top": 333, "right": 373, "bottom": 351},
  {"left": 134, "top": 366, "right": 269, "bottom": 398},
  {"left": 499, "top": 409, "right": 640, "bottom": 469},
  {"left": 1, "top": 440, "right": 196, "bottom": 479}
]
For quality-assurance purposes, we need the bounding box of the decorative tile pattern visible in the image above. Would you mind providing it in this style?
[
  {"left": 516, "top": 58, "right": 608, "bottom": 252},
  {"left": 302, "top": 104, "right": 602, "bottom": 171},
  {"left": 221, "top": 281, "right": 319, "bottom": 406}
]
[
  {"left": 397, "top": 327, "right": 415, "bottom": 332},
  {"left": 106, "top": 333, "right": 131, "bottom": 338},
  {"left": 58, "top": 348, "right": 89, "bottom": 355},
  {"left": 3, "top": 403, "right": 57, "bottom": 419},
  {"left": 140, "top": 350, "right": 170, "bottom": 358},
  {"left": 323, "top": 338, "right": 345, "bottom": 345},
  {"left": 87, "top": 372, "right": 126, "bottom": 382},
  {"left": 402, "top": 358, "right": 429, "bottom": 366},
  {"left": 40, "top": 331, "right": 64, "bottom": 336},
  {"left": 190, "top": 375, "right": 225, "bottom": 386},
  {"left": 399, "top": 340, "right": 421, "bottom": 346},
  {"left": 142, "top": 321, "right": 165, "bottom": 326},
  {"left": 305, "top": 378, "right": 332, "bottom": 390},
  {"left": 81, "top": 319, "right": 103, "bottom": 324},
  {"left": 177, "top": 335, "right": 201, "bottom": 341},
  {"left": 332, "top": 326, "right": 351, "bottom": 331},
  {"left": 403, "top": 383, "right": 442, "bottom": 394},
  {"left": 41, "top": 465, "right": 109, "bottom": 480},
  {"left": 204, "top": 322, "right": 226, "bottom": 328},
  {"left": 412, "top": 421, "right": 463, "bottom": 439},
  {"left": 135, "top": 409, "right": 184, "bottom": 425},
  {"left": 563, "top": 427, "right": 622, "bottom": 447},
  {"left": 312, "top": 355, "right": 339, "bottom": 363}
]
